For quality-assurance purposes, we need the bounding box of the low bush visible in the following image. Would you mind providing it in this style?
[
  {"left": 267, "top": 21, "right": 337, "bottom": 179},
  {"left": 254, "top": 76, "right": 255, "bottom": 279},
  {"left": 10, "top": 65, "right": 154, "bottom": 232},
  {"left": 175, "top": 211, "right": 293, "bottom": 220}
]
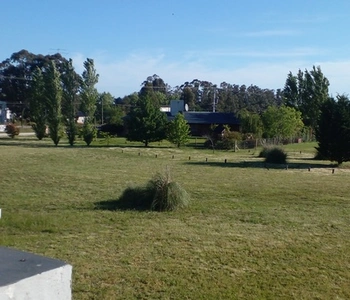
[
  {"left": 150, "top": 169, "right": 190, "bottom": 211},
  {"left": 118, "top": 169, "right": 190, "bottom": 211},
  {"left": 5, "top": 123, "right": 20, "bottom": 138},
  {"left": 260, "top": 147, "right": 287, "bottom": 164}
]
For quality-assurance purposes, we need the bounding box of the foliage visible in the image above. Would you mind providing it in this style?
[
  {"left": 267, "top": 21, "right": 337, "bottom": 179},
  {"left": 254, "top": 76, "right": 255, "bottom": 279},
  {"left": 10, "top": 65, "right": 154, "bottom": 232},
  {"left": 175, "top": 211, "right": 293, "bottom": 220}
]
[
  {"left": 150, "top": 169, "right": 190, "bottom": 211},
  {"left": 126, "top": 95, "right": 168, "bottom": 146},
  {"left": 238, "top": 108, "right": 263, "bottom": 138},
  {"left": 260, "top": 147, "right": 287, "bottom": 164},
  {"left": 315, "top": 95, "right": 350, "bottom": 165},
  {"left": 283, "top": 66, "right": 329, "bottom": 135},
  {"left": 80, "top": 58, "right": 99, "bottom": 146},
  {"left": 5, "top": 123, "right": 20, "bottom": 138},
  {"left": 98, "top": 123, "right": 124, "bottom": 136},
  {"left": 82, "top": 122, "right": 96, "bottom": 146},
  {"left": 45, "top": 61, "right": 63, "bottom": 146},
  {"left": 262, "top": 105, "right": 304, "bottom": 141},
  {"left": 216, "top": 126, "right": 242, "bottom": 150},
  {"left": 118, "top": 169, "right": 190, "bottom": 212},
  {"left": 0, "top": 50, "right": 72, "bottom": 116},
  {"left": 29, "top": 67, "right": 47, "bottom": 140},
  {"left": 61, "top": 58, "right": 80, "bottom": 146},
  {"left": 167, "top": 113, "right": 190, "bottom": 147}
]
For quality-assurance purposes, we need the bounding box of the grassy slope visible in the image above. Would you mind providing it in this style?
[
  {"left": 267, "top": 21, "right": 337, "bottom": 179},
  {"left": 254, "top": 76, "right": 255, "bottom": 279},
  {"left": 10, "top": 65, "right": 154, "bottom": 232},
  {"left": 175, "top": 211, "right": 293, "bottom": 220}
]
[{"left": 0, "top": 137, "right": 349, "bottom": 299}]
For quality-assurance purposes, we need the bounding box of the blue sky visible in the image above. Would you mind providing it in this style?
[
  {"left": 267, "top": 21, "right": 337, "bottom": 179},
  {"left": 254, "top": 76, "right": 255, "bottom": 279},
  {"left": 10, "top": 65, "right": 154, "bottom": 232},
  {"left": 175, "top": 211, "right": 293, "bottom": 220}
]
[{"left": 2, "top": 0, "right": 350, "bottom": 97}]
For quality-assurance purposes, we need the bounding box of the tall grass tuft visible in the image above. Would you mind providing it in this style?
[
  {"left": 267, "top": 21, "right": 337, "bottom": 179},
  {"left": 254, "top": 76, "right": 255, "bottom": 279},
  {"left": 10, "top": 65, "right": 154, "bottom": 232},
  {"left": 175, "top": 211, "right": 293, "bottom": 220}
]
[
  {"left": 118, "top": 168, "right": 190, "bottom": 211},
  {"left": 259, "top": 146, "right": 287, "bottom": 164},
  {"left": 150, "top": 168, "right": 190, "bottom": 211}
]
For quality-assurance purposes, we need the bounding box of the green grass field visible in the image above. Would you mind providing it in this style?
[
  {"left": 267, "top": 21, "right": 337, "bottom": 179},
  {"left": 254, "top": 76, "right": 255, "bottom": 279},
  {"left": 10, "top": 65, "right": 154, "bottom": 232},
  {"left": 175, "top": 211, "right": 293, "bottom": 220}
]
[{"left": 1, "top": 136, "right": 349, "bottom": 299}]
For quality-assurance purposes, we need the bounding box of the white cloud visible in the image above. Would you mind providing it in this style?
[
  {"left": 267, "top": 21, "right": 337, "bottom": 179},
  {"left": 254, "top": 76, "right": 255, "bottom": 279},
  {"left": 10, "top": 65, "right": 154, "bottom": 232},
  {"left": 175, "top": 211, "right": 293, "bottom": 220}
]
[
  {"left": 71, "top": 51, "right": 350, "bottom": 98},
  {"left": 242, "top": 30, "right": 300, "bottom": 37}
]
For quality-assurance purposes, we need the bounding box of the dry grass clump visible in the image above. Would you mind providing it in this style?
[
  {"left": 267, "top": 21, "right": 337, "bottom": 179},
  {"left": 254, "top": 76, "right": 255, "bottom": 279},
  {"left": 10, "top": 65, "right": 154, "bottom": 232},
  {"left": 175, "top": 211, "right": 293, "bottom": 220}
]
[{"left": 118, "top": 168, "right": 190, "bottom": 211}]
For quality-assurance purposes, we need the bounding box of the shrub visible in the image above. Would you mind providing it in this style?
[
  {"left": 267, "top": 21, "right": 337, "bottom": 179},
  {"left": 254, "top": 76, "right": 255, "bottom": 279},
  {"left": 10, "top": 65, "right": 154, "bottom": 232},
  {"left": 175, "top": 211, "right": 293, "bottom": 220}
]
[
  {"left": 260, "top": 147, "right": 287, "bottom": 164},
  {"left": 117, "top": 169, "right": 190, "bottom": 211},
  {"left": 150, "top": 169, "right": 190, "bottom": 211},
  {"left": 5, "top": 123, "right": 20, "bottom": 138}
]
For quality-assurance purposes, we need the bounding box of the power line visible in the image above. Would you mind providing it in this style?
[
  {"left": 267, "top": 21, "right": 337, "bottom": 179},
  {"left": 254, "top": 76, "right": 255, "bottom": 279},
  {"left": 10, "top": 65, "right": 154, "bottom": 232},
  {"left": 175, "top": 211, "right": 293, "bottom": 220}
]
[{"left": 0, "top": 75, "right": 32, "bottom": 81}]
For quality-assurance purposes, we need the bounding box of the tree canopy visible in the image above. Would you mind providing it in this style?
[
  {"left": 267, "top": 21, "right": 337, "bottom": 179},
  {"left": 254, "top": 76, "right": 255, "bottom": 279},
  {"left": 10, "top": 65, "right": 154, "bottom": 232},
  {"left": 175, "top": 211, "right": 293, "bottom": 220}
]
[
  {"left": 167, "top": 113, "right": 190, "bottom": 147},
  {"left": 315, "top": 95, "right": 350, "bottom": 165},
  {"left": 283, "top": 66, "right": 329, "bottom": 135},
  {"left": 262, "top": 105, "right": 304, "bottom": 141},
  {"left": 0, "top": 49, "right": 72, "bottom": 116},
  {"left": 126, "top": 95, "right": 168, "bottom": 147}
]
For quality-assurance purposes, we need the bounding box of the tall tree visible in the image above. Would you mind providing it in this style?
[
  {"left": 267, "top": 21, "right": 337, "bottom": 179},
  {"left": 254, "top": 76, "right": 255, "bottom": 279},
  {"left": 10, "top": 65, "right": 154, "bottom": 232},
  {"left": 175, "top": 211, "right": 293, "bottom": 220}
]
[
  {"left": 0, "top": 50, "right": 69, "bottom": 116},
  {"left": 80, "top": 58, "right": 99, "bottom": 146},
  {"left": 167, "top": 113, "right": 190, "bottom": 147},
  {"left": 45, "top": 61, "right": 63, "bottom": 146},
  {"left": 61, "top": 59, "right": 80, "bottom": 146},
  {"left": 29, "top": 67, "right": 47, "bottom": 140},
  {"left": 315, "top": 95, "right": 350, "bottom": 165},
  {"left": 262, "top": 105, "right": 304, "bottom": 142},
  {"left": 126, "top": 95, "right": 168, "bottom": 147},
  {"left": 283, "top": 66, "right": 329, "bottom": 137},
  {"left": 238, "top": 108, "right": 263, "bottom": 138}
]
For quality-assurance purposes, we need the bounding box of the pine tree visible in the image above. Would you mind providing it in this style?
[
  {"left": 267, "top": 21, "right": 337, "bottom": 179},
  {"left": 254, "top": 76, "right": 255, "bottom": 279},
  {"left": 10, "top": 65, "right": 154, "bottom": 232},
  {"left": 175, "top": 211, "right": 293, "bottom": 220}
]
[{"left": 315, "top": 95, "right": 350, "bottom": 165}]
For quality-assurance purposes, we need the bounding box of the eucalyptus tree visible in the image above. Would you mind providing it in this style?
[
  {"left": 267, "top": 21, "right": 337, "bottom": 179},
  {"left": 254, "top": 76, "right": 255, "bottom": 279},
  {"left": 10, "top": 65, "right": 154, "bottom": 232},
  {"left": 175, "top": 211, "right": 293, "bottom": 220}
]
[
  {"left": 45, "top": 61, "right": 63, "bottom": 146},
  {"left": 29, "top": 67, "right": 47, "bottom": 140},
  {"left": 80, "top": 58, "right": 99, "bottom": 146},
  {"left": 0, "top": 49, "right": 69, "bottom": 116}
]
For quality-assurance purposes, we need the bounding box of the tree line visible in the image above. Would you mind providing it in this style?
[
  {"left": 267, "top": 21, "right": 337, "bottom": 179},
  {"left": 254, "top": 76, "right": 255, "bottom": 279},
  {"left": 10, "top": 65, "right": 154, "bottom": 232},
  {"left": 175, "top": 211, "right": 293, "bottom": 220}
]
[{"left": 1, "top": 49, "right": 350, "bottom": 164}]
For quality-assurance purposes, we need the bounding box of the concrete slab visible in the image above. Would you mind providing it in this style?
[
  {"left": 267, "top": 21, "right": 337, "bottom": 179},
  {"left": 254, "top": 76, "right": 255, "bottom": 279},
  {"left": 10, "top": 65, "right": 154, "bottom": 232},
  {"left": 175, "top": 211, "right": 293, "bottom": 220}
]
[{"left": 0, "top": 247, "right": 72, "bottom": 299}]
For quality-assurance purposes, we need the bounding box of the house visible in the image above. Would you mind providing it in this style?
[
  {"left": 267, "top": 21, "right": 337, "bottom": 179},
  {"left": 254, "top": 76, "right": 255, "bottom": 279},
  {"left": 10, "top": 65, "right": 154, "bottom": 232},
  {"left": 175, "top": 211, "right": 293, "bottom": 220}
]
[{"left": 167, "top": 100, "right": 240, "bottom": 136}]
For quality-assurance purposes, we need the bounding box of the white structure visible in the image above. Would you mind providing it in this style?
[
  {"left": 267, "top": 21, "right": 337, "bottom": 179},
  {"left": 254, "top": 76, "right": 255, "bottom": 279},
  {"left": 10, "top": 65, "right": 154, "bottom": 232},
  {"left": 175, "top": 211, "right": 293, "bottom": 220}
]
[
  {"left": 0, "top": 247, "right": 72, "bottom": 300},
  {"left": 0, "top": 101, "right": 9, "bottom": 124},
  {"left": 170, "top": 100, "right": 185, "bottom": 116}
]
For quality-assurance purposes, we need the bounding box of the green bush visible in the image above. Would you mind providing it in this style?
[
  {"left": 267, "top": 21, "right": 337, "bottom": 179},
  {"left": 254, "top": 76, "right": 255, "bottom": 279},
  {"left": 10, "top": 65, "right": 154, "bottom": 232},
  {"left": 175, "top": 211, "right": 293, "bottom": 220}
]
[
  {"left": 260, "top": 147, "right": 287, "bottom": 164},
  {"left": 118, "top": 169, "right": 190, "bottom": 211},
  {"left": 150, "top": 170, "right": 190, "bottom": 211},
  {"left": 5, "top": 123, "right": 20, "bottom": 138}
]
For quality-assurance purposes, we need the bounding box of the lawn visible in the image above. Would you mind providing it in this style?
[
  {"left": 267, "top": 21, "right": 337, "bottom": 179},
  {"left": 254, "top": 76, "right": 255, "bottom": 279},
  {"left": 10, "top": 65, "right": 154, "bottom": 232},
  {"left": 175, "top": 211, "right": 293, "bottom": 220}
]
[{"left": 0, "top": 136, "right": 349, "bottom": 299}]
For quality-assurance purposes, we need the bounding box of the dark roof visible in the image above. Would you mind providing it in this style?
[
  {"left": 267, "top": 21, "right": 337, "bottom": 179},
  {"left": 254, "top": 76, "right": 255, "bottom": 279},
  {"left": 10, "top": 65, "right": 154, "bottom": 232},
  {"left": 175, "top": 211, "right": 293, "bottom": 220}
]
[{"left": 183, "top": 112, "right": 240, "bottom": 125}]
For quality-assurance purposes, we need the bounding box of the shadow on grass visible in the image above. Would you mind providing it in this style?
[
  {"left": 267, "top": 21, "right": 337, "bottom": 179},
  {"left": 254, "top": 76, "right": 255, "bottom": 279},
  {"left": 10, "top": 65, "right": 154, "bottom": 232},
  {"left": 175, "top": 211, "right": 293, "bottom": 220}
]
[
  {"left": 185, "top": 160, "right": 337, "bottom": 170},
  {"left": 95, "top": 186, "right": 154, "bottom": 211},
  {"left": 0, "top": 138, "right": 178, "bottom": 149},
  {"left": 94, "top": 199, "right": 149, "bottom": 211}
]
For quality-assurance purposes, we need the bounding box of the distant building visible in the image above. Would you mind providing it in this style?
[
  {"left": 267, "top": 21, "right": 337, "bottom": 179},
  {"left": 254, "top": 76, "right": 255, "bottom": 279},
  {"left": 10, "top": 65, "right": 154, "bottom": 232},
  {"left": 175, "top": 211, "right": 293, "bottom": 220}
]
[
  {"left": 0, "top": 101, "right": 11, "bottom": 124},
  {"left": 167, "top": 100, "right": 240, "bottom": 136}
]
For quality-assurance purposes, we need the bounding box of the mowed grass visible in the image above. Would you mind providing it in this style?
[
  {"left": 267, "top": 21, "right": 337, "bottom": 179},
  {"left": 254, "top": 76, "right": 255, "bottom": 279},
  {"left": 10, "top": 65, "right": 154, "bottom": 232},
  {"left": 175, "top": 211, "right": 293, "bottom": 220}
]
[{"left": 0, "top": 136, "right": 350, "bottom": 299}]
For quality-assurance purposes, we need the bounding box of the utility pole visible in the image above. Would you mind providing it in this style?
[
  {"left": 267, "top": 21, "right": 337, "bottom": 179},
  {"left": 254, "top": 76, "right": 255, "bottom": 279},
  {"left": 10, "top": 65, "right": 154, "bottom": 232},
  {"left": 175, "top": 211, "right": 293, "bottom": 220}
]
[{"left": 101, "top": 97, "right": 104, "bottom": 124}]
